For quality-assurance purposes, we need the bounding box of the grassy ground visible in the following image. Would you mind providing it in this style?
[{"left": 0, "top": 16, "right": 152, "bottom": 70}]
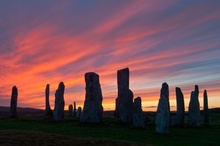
[{"left": 0, "top": 109, "right": 220, "bottom": 146}]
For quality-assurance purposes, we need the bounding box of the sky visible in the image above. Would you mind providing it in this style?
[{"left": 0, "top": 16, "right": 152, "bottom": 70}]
[{"left": 0, "top": 0, "right": 220, "bottom": 111}]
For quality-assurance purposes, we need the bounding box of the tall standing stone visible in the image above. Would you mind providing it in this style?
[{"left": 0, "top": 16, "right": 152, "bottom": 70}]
[
  {"left": 160, "top": 82, "right": 170, "bottom": 112},
  {"left": 115, "top": 68, "right": 134, "bottom": 123},
  {"left": 155, "top": 95, "right": 169, "bottom": 134},
  {"left": 68, "top": 104, "right": 73, "bottom": 116},
  {"left": 175, "top": 87, "right": 185, "bottom": 125},
  {"left": 45, "top": 84, "right": 53, "bottom": 121},
  {"left": 203, "top": 90, "right": 209, "bottom": 127},
  {"left": 53, "top": 82, "right": 65, "bottom": 121},
  {"left": 10, "top": 86, "right": 18, "bottom": 118},
  {"left": 73, "top": 101, "right": 76, "bottom": 117},
  {"left": 80, "top": 72, "right": 103, "bottom": 123},
  {"left": 133, "top": 97, "right": 144, "bottom": 128},
  {"left": 188, "top": 85, "right": 200, "bottom": 127}
]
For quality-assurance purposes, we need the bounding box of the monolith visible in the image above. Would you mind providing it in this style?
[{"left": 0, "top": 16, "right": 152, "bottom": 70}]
[
  {"left": 10, "top": 86, "right": 18, "bottom": 118},
  {"left": 175, "top": 87, "right": 185, "bottom": 125},
  {"left": 155, "top": 95, "right": 169, "bottom": 134},
  {"left": 80, "top": 72, "right": 103, "bottom": 123},
  {"left": 203, "top": 90, "right": 209, "bottom": 127},
  {"left": 188, "top": 85, "right": 200, "bottom": 127},
  {"left": 160, "top": 82, "right": 170, "bottom": 112},
  {"left": 73, "top": 101, "right": 76, "bottom": 117},
  {"left": 53, "top": 82, "right": 65, "bottom": 121},
  {"left": 115, "top": 68, "right": 134, "bottom": 123},
  {"left": 68, "top": 104, "right": 73, "bottom": 116},
  {"left": 133, "top": 97, "right": 144, "bottom": 128},
  {"left": 45, "top": 84, "right": 53, "bottom": 121},
  {"left": 76, "top": 107, "right": 82, "bottom": 118}
]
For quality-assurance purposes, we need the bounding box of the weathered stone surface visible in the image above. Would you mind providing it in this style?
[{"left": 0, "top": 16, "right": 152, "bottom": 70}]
[
  {"left": 160, "top": 82, "right": 170, "bottom": 112},
  {"left": 115, "top": 68, "right": 134, "bottom": 123},
  {"left": 68, "top": 104, "right": 73, "bottom": 116},
  {"left": 188, "top": 85, "right": 200, "bottom": 127},
  {"left": 203, "top": 90, "right": 209, "bottom": 126},
  {"left": 133, "top": 97, "right": 144, "bottom": 128},
  {"left": 80, "top": 72, "right": 103, "bottom": 123},
  {"left": 10, "top": 86, "right": 18, "bottom": 118},
  {"left": 76, "top": 107, "right": 82, "bottom": 118},
  {"left": 45, "top": 84, "right": 53, "bottom": 121},
  {"left": 53, "top": 82, "right": 65, "bottom": 121},
  {"left": 175, "top": 87, "right": 185, "bottom": 125},
  {"left": 155, "top": 95, "right": 169, "bottom": 134},
  {"left": 73, "top": 101, "right": 76, "bottom": 117}
]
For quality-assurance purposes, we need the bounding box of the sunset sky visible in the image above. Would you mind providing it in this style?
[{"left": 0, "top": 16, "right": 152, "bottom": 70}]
[{"left": 0, "top": 0, "right": 220, "bottom": 111}]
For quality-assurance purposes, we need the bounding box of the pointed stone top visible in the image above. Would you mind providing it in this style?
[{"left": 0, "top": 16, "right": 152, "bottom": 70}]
[
  {"left": 118, "top": 67, "right": 129, "bottom": 72},
  {"left": 162, "top": 82, "right": 168, "bottom": 87},
  {"left": 12, "top": 86, "right": 18, "bottom": 93},
  {"left": 12, "top": 86, "right": 17, "bottom": 89},
  {"left": 58, "top": 82, "right": 65, "bottom": 89},
  {"left": 195, "top": 85, "right": 199, "bottom": 91}
]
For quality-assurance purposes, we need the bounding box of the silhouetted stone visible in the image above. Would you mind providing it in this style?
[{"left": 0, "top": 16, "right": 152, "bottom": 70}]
[
  {"left": 175, "top": 87, "right": 185, "bottom": 125},
  {"left": 203, "top": 90, "right": 209, "bottom": 127},
  {"left": 68, "top": 104, "right": 73, "bottom": 116},
  {"left": 115, "top": 68, "right": 134, "bottom": 123},
  {"left": 10, "top": 86, "right": 18, "bottom": 118},
  {"left": 188, "top": 85, "right": 200, "bottom": 127},
  {"left": 155, "top": 95, "right": 169, "bottom": 134},
  {"left": 160, "top": 82, "right": 170, "bottom": 125},
  {"left": 76, "top": 107, "right": 82, "bottom": 118},
  {"left": 160, "top": 82, "right": 170, "bottom": 112},
  {"left": 45, "top": 84, "right": 53, "bottom": 121},
  {"left": 73, "top": 101, "right": 76, "bottom": 117},
  {"left": 53, "top": 82, "right": 65, "bottom": 121},
  {"left": 80, "top": 72, "right": 103, "bottom": 123},
  {"left": 133, "top": 97, "right": 144, "bottom": 128}
]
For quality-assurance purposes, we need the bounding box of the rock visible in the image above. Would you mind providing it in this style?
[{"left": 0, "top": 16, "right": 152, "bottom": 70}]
[
  {"left": 68, "top": 104, "right": 73, "bottom": 116},
  {"left": 188, "top": 85, "right": 200, "bottom": 127},
  {"left": 133, "top": 97, "right": 144, "bottom": 128},
  {"left": 160, "top": 82, "right": 170, "bottom": 125},
  {"left": 53, "top": 82, "right": 65, "bottom": 121},
  {"left": 45, "top": 84, "right": 53, "bottom": 121},
  {"left": 160, "top": 82, "right": 170, "bottom": 112},
  {"left": 203, "top": 90, "right": 209, "bottom": 127},
  {"left": 73, "top": 101, "right": 76, "bottom": 117},
  {"left": 155, "top": 95, "right": 169, "bottom": 134},
  {"left": 76, "top": 107, "right": 82, "bottom": 118},
  {"left": 80, "top": 72, "right": 103, "bottom": 123},
  {"left": 175, "top": 87, "right": 185, "bottom": 125},
  {"left": 10, "top": 86, "right": 18, "bottom": 118},
  {"left": 115, "top": 68, "right": 134, "bottom": 123}
]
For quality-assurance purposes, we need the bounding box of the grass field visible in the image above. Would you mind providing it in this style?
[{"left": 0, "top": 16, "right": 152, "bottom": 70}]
[{"left": 0, "top": 109, "right": 220, "bottom": 146}]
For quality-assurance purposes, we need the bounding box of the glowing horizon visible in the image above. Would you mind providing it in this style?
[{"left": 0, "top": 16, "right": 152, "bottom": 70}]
[{"left": 0, "top": 0, "right": 220, "bottom": 111}]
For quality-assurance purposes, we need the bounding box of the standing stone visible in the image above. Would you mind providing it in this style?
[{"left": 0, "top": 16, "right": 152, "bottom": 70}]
[
  {"left": 188, "top": 85, "right": 200, "bottom": 127},
  {"left": 68, "top": 104, "right": 73, "bottom": 116},
  {"left": 45, "top": 84, "right": 53, "bottom": 121},
  {"left": 160, "top": 82, "right": 170, "bottom": 112},
  {"left": 115, "top": 68, "right": 134, "bottom": 123},
  {"left": 155, "top": 95, "right": 169, "bottom": 134},
  {"left": 76, "top": 107, "right": 82, "bottom": 118},
  {"left": 10, "top": 86, "right": 18, "bottom": 118},
  {"left": 53, "top": 82, "right": 65, "bottom": 121},
  {"left": 203, "top": 90, "right": 209, "bottom": 127},
  {"left": 80, "top": 72, "right": 103, "bottom": 123},
  {"left": 73, "top": 101, "right": 77, "bottom": 117},
  {"left": 133, "top": 97, "right": 144, "bottom": 128},
  {"left": 175, "top": 87, "right": 185, "bottom": 125}
]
